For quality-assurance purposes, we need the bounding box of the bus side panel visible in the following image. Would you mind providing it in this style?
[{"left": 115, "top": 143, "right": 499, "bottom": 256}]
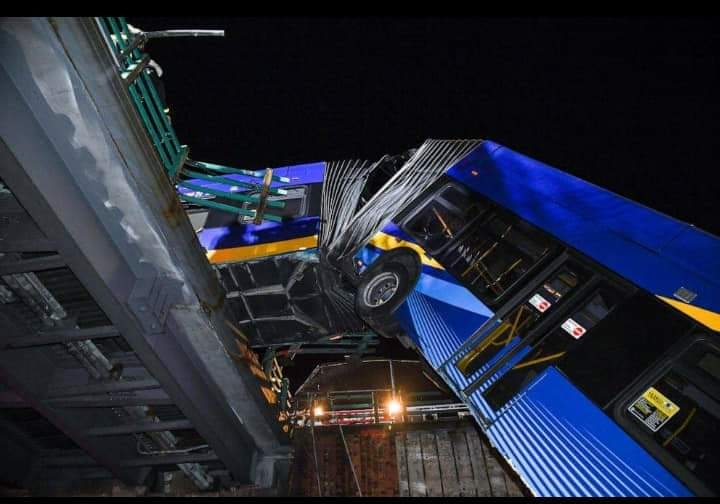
[
  {"left": 392, "top": 289, "right": 489, "bottom": 370},
  {"left": 199, "top": 215, "right": 320, "bottom": 251},
  {"left": 484, "top": 367, "right": 692, "bottom": 497}
]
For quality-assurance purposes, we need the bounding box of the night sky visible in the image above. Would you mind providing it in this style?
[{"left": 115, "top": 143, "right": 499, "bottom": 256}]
[
  {"left": 133, "top": 16, "right": 720, "bottom": 235},
  {"left": 131, "top": 16, "right": 720, "bottom": 385}
]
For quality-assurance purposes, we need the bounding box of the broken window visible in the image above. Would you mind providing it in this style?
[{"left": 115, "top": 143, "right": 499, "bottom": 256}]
[
  {"left": 405, "top": 185, "right": 488, "bottom": 253},
  {"left": 441, "top": 210, "right": 554, "bottom": 306}
]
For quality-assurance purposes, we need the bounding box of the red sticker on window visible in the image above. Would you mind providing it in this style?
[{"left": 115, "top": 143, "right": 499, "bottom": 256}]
[
  {"left": 529, "top": 293, "right": 552, "bottom": 312},
  {"left": 561, "top": 318, "right": 586, "bottom": 339}
]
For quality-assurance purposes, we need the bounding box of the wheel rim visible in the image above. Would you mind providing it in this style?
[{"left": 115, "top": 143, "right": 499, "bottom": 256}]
[{"left": 363, "top": 271, "right": 400, "bottom": 307}]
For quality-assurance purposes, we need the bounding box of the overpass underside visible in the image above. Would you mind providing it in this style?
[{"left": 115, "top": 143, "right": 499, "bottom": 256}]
[{"left": 0, "top": 17, "right": 290, "bottom": 494}]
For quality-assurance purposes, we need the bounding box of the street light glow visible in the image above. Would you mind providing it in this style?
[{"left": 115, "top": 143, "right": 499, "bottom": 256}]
[
  {"left": 313, "top": 405, "right": 324, "bottom": 417},
  {"left": 387, "top": 397, "right": 403, "bottom": 416}
]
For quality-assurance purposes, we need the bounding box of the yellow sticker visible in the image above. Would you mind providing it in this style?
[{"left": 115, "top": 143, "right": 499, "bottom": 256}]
[
  {"left": 628, "top": 386, "right": 680, "bottom": 432},
  {"left": 643, "top": 387, "right": 678, "bottom": 417}
]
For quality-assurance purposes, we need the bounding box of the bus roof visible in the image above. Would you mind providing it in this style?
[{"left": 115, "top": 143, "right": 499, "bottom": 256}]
[{"left": 447, "top": 140, "right": 720, "bottom": 328}]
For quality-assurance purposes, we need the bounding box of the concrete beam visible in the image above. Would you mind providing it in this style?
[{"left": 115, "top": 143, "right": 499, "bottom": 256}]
[{"left": 0, "top": 17, "right": 288, "bottom": 485}]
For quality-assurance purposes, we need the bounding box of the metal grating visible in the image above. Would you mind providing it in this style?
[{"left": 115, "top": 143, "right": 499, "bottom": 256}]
[
  {"left": 0, "top": 408, "right": 80, "bottom": 451},
  {"left": 33, "top": 268, "right": 112, "bottom": 329}
]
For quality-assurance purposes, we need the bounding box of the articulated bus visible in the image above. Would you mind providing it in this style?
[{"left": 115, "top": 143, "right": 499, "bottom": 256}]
[{"left": 184, "top": 140, "right": 720, "bottom": 497}]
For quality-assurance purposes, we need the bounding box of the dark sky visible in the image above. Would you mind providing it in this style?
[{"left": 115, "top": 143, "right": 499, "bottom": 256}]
[
  {"left": 130, "top": 17, "right": 719, "bottom": 387},
  {"left": 133, "top": 16, "right": 720, "bottom": 236}
]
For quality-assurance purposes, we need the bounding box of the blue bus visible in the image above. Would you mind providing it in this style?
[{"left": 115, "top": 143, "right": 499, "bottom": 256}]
[{"left": 184, "top": 139, "right": 720, "bottom": 497}]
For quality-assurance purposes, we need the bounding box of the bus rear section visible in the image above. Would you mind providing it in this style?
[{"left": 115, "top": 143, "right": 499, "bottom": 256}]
[{"left": 353, "top": 141, "right": 719, "bottom": 496}]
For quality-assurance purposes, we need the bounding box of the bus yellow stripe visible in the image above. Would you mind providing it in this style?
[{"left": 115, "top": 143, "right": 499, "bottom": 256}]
[
  {"left": 206, "top": 230, "right": 442, "bottom": 269},
  {"left": 368, "top": 232, "right": 445, "bottom": 270},
  {"left": 657, "top": 295, "right": 720, "bottom": 332},
  {"left": 206, "top": 235, "right": 318, "bottom": 264}
]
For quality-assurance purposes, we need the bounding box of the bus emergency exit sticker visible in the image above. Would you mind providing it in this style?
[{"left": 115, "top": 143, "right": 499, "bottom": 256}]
[
  {"left": 561, "top": 318, "right": 586, "bottom": 339},
  {"left": 529, "top": 294, "right": 551, "bottom": 312},
  {"left": 628, "top": 387, "right": 680, "bottom": 432}
]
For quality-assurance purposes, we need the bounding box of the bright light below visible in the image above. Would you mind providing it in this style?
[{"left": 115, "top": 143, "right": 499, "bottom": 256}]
[
  {"left": 313, "top": 406, "right": 324, "bottom": 417},
  {"left": 387, "top": 398, "right": 403, "bottom": 416}
]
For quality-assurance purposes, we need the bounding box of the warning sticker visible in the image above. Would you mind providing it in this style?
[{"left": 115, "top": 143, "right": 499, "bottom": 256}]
[
  {"left": 529, "top": 294, "right": 552, "bottom": 313},
  {"left": 628, "top": 387, "right": 680, "bottom": 432},
  {"left": 561, "top": 318, "right": 587, "bottom": 339}
]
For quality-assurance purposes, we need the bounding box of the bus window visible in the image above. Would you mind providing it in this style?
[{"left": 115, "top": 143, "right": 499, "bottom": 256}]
[
  {"left": 559, "top": 291, "right": 692, "bottom": 408},
  {"left": 442, "top": 210, "right": 554, "bottom": 305},
  {"left": 266, "top": 186, "right": 307, "bottom": 219},
  {"left": 456, "top": 265, "right": 583, "bottom": 378},
  {"left": 202, "top": 185, "right": 308, "bottom": 227},
  {"left": 483, "top": 284, "right": 625, "bottom": 411},
  {"left": 404, "top": 185, "right": 488, "bottom": 253},
  {"left": 621, "top": 340, "right": 720, "bottom": 496}
]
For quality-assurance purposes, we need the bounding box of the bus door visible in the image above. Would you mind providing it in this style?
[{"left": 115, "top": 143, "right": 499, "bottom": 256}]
[
  {"left": 472, "top": 286, "right": 703, "bottom": 496},
  {"left": 452, "top": 255, "right": 635, "bottom": 424},
  {"left": 612, "top": 334, "right": 720, "bottom": 496},
  {"left": 399, "top": 181, "right": 561, "bottom": 401}
]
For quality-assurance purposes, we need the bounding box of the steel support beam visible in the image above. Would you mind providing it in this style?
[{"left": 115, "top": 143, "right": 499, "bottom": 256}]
[
  {"left": 87, "top": 419, "right": 194, "bottom": 436},
  {"left": 0, "top": 369, "right": 148, "bottom": 484},
  {"left": 0, "top": 254, "right": 64, "bottom": 276},
  {"left": 288, "top": 347, "right": 378, "bottom": 355},
  {"left": 45, "top": 389, "right": 172, "bottom": 408},
  {"left": 119, "top": 452, "right": 219, "bottom": 468},
  {"left": 47, "top": 378, "right": 160, "bottom": 398},
  {"left": 42, "top": 453, "right": 99, "bottom": 468},
  {"left": 3, "top": 325, "right": 121, "bottom": 349},
  {"left": 0, "top": 237, "right": 55, "bottom": 254},
  {"left": 44, "top": 451, "right": 220, "bottom": 468},
  {"left": 40, "top": 467, "right": 115, "bottom": 482}
]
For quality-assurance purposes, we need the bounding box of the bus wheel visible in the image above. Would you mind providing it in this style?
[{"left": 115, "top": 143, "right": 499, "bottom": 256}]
[{"left": 355, "top": 248, "right": 421, "bottom": 329}]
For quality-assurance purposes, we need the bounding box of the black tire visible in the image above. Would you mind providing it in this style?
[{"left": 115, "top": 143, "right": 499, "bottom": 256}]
[{"left": 355, "top": 247, "right": 421, "bottom": 333}]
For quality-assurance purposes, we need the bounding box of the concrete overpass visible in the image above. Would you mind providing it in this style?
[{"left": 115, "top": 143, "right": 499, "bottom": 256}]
[{"left": 0, "top": 17, "right": 290, "bottom": 494}]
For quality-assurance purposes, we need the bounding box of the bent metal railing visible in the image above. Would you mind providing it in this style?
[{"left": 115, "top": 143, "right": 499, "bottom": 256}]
[{"left": 97, "top": 17, "right": 286, "bottom": 223}]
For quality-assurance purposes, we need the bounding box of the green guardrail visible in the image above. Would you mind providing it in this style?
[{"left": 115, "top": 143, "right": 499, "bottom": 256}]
[{"left": 97, "top": 17, "right": 285, "bottom": 224}]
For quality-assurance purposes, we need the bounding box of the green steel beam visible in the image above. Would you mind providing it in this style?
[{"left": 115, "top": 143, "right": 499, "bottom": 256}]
[
  {"left": 138, "top": 70, "right": 181, "bottom": 155},
  {"left": 127, "top": 84, "right": 172, "bottom": 169},
  {"left": 103, "top": 17, "right": 181, "bottom": 175},
  {"left": 100, "top": 18, "right": 286, "bottom": 225},
  {"left": 187, "top": 160, "right": 291, "bottom": 183},
  {"left": 133, "top": 74, "right": 179, "bottom": 164},
  {"left": 179, "top": 195, "right": 284, "bottom": 222},
  {"left": 120, "top": 54, "right": 150, "bottom": 84},
  {"left": 182, "top": 169, "right": 288, "bottom": 196},
  {"left": 179, "top": 181, "right": 286, "bottom": 209},
  {"left": 118, "top": 17, "right": 144, "bottom": 62},
  {"left": 169, "top": 145, "right": 190, "bottom": 182}
]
